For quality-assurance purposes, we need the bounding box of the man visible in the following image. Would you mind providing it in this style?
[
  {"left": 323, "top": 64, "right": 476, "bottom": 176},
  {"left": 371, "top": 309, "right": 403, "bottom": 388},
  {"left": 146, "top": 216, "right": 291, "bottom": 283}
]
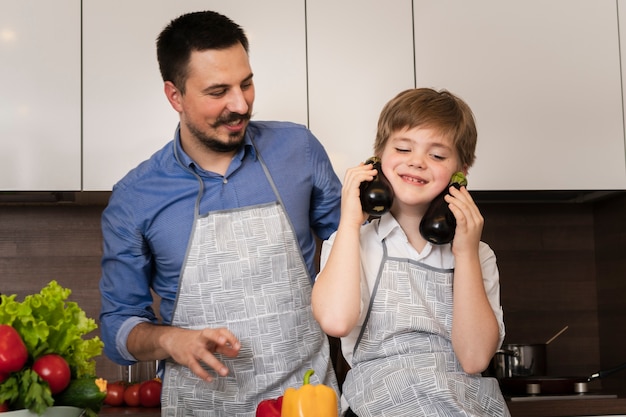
[{"left": 99, "top": 10, "right": 342, "bottom": 415}]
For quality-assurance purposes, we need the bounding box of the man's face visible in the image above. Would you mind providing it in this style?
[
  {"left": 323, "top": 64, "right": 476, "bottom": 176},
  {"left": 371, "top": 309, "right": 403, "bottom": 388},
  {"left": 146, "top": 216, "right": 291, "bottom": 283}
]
[{"left": 176, "top": 43, "right": 255, "bottom": 153}]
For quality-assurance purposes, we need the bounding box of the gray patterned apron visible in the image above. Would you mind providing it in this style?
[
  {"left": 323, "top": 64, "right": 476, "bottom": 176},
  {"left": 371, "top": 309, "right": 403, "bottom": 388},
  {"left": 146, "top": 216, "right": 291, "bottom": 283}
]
[
  {"left": 343, "top": 240, "right": 509, "bottom": 417},
  {"left": 161, "top": 144, "right": 338, "bottom": 416}
]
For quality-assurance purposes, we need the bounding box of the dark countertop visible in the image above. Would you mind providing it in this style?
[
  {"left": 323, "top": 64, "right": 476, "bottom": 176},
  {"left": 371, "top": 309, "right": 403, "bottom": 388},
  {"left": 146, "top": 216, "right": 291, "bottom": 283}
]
[
  {"left": 100, "top": 407, "right": 160, "bottom": 416},
  {"left": 100, "top": 398, "right": 626, "bottom": 417},
  {"left": 505, "top": 396, "right": 626, "bottom": 417}
]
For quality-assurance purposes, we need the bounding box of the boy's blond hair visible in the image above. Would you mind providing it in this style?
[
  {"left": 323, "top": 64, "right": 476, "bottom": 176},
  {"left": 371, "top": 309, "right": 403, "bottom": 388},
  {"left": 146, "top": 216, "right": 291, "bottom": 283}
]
[{"left": 374, "top": 88, "right": 477, "bottom": 169}]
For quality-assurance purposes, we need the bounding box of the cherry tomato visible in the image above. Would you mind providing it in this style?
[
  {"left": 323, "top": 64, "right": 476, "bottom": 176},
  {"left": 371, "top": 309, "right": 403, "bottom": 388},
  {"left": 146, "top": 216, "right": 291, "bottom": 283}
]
[
  {"left": 139, "top": 379, "right": 162, "bottom": 407},
  {"left": 32, "top": 354, "right": 71, "bottom": 394},
  {"left": 0, "top": 325, "right": 28, "bottom": 374},
  {"left": 124, "top": 383, "right": 141, "bottom": 407},
  {"left": 104, "top": 381, "right": 127, "bottom": 406}
]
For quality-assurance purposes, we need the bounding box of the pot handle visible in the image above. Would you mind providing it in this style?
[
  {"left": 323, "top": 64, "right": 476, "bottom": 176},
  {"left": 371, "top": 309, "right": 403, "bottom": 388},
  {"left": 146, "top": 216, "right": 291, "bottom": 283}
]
[
  {"left": 495, "top": 349, "right": 519, "bottom": 357},
  {"left": 588, "top": 362, "right": 626, "bottom": 381}
]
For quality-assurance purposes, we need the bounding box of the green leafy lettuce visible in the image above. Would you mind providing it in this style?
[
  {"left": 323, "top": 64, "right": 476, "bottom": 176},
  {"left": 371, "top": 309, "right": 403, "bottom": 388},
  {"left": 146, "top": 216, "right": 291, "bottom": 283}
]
[{"left": 0, "top": 280, "right": 104, "bottom": 414}]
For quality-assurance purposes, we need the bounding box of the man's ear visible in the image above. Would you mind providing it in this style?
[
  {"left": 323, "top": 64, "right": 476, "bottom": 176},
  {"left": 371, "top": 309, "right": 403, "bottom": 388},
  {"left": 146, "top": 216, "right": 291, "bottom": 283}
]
[{"left": 164, "top": 81, "right": 182, "bottom": 112}]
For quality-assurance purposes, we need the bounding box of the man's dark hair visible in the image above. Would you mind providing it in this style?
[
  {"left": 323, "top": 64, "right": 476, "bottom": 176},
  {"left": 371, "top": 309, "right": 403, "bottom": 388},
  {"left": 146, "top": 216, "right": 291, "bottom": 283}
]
[{"left": 156, "top": 10, "right": 249, "bottom": 93}]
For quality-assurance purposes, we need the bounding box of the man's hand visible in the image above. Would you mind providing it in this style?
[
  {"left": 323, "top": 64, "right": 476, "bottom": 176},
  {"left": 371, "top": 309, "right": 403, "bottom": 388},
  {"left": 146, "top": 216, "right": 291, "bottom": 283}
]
[
  {"left": 129, "top": 324, "right": 241, "bottom": 382},
  {"left": 168, "top": 327, "right": 241, "bottom": 382}
]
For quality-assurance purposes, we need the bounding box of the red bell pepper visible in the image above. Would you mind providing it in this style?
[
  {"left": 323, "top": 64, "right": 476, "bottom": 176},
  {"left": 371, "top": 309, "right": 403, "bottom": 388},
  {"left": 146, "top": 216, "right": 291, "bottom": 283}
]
[{"left": 256, "top": 395, "right": 283, "bottom": 417}]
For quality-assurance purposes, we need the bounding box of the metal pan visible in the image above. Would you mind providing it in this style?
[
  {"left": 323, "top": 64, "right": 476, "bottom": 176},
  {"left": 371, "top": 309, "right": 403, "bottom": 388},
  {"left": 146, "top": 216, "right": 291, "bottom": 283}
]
[
  {"left": 499, "top": 376, "right": 587, "bottom": 395},
  {"left": 499, "top": 362, "right": 626, "bottom": 395}
]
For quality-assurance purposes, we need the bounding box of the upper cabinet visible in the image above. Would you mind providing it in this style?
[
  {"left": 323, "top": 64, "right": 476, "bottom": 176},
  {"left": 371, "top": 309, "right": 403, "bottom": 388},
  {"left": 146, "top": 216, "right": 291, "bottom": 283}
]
[
  {"left": 2, "top": 1, "right": 625, "bottom": 191},
  {"left": 413, "top": 0, "right": 626, "bottom": 190},
  {"left": 619, "top": 0, "right": 626, "bottom": 174},
  {"left": 0, "top": 0, "right": 81, "bottom": 191},
  {"left": 82, "top": 0, "right": 308, "bottom": 191},
  {"left": 306, "top": 0, "right": 415, "bottom": 181}
]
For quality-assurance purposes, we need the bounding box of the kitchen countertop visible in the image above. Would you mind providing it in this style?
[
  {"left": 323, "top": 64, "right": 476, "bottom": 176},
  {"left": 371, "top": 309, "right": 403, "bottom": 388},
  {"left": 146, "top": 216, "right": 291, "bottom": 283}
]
[
  {"left": 99, "top": 398, "right": 626, "bottom": 417},
  {"left": 100, "top": 407, "right": 160, "bottom": 416}
]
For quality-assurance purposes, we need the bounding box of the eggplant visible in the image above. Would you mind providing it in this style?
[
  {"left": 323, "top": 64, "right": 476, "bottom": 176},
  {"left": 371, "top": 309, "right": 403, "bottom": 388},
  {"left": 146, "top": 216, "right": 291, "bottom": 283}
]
[
  {"left": 359, "top": 157, "right": 394, "bottom": 217},
  {"left": 419, "top": 172, "right": 468, "bottom": 245}
]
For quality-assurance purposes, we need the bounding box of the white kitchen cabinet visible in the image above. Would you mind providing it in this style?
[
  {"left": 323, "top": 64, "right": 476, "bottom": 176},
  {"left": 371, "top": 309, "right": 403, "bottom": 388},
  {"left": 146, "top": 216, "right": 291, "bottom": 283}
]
[
  {"left": 82, "top": 1, "right": 308, "bottom": 191},
  {"left": 0, "top": 0, "right": 81, "bottom": 191},
  {"left": 413, "top": 0, "right": 626, "bottom": 190},
  {"left": 307, "top": 0, "right": 415, "bottom": 181},
  {"left": 619, "top": 0, "right": 626, "bottom": 179},
  {"left": 5, "top": 1, "right": 625, "bottom": 193}
]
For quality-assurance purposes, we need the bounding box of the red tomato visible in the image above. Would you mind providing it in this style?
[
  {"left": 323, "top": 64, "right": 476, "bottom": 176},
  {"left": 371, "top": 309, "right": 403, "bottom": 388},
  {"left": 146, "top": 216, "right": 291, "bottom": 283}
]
[
  {"left": 0, "top": 401, "right": 9, "bottom": 412},
  {"left": 0, "top": 325, "right": 28, "bottom": 374},
  {"left": 32, "top": 354, "right": 71, "bottom": 394},
  {"left": 139, "top": 379, "right": 162, "bottom": 407},
  {"left": 124, "top": 383, "right": 141, "bottom": 407},
  {"left": 104, "top": 381, "right": 127, "bottom": 406},
  {"left": 0, "top": 373, "right": 7, "bottom": 384}
]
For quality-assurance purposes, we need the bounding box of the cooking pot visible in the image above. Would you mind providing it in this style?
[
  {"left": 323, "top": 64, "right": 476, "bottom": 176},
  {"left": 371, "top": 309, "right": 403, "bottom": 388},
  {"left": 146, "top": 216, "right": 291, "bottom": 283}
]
[{"left": 488, "top": 343, "right": 547, "bottom": 379}]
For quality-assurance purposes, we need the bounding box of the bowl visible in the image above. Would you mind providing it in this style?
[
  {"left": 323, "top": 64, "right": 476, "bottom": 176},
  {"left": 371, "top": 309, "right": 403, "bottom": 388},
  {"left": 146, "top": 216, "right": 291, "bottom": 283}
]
[{"left": 2, "top": 407, "right": 83, "bottom": 417}]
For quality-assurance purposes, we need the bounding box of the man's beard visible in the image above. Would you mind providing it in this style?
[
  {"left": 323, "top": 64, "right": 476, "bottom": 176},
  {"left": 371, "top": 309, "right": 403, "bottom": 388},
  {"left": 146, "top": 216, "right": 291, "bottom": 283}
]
[{"left": 187, "top": 112, "right": 250, "bottom": 153}]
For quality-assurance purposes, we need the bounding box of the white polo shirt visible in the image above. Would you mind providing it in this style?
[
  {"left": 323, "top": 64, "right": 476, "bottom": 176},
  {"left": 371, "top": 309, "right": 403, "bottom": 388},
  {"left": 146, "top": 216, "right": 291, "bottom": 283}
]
[{"left": 318, "top": 212, "right": 506, "bottom": 366}]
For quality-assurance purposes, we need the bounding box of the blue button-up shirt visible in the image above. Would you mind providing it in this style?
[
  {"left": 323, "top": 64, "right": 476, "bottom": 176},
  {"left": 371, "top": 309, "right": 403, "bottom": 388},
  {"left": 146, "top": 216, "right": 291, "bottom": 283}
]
[{"left": 99, "top": 121, "right": 342, "bottom": 364}]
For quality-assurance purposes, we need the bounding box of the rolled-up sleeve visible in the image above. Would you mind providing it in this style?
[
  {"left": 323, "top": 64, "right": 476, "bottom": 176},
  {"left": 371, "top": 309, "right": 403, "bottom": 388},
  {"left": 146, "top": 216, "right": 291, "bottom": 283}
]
[{"left": 99, "top": 186, "right": 159, "bottom": 365}]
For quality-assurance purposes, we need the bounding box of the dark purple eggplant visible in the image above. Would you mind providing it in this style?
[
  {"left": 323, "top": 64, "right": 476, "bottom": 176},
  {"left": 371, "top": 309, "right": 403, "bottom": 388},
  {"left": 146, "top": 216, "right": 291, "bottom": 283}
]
[
  {"left": 359, "top": 157, "right": 394, "bottom": 217},
  {"left": 419, "top": 172, "right": 468, "bottom": 245}
]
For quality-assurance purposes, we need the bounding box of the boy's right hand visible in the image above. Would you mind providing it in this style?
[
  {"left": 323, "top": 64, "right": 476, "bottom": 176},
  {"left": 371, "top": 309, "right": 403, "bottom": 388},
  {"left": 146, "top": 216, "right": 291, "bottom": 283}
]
[{"left": 342, "top": 163, "right": 378, "bottom": 227}]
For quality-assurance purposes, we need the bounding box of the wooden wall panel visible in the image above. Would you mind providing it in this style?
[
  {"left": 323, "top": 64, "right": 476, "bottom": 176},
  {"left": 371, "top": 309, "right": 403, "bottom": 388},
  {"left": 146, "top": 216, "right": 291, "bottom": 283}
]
[
  {"left": 594, "top": 193, "right": 626, "bottom": 395},
  {"left": 0, "top": 192, "right": 624, "bottom": 392},
  {"left": 481, "top": 202, "right": 601, "bottom": 379},
  {"left": 0, "top": 202, "right": 120, "bottom": 382}
]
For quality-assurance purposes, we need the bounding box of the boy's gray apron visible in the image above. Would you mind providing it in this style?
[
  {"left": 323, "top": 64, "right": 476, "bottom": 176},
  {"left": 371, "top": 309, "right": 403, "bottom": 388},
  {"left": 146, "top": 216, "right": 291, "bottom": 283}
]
[
  {"left": 343, "top": 240, "right": 509, "bottom": 417},
  {"left": 162, "top": 143, "right": 338, "bottom": 416}
]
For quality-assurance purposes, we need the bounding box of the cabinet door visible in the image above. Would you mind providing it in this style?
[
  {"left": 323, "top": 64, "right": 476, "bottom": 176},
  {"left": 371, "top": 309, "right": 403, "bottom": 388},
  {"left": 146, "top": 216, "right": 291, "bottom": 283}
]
[
  {"left": 307, "top": 0, "right": 415, "bottom": 181},
  {"left": 0, "top": 0, "right": 81, "bottom": 191},
  {"left": 82, "top": 1, "right": 307, "bottom": 191},
  {"left": 619, "top": 0, "right": 626, "bottom": 173},
  {"left": 414, "top": 0, "right": 625, "bottom": 190}
]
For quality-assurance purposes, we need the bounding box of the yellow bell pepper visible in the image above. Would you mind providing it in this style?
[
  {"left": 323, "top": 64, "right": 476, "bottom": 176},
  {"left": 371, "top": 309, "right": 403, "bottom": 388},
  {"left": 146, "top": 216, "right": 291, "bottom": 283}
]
[{"left": 282, "top": 369, "right": 338, "bottom": 417}]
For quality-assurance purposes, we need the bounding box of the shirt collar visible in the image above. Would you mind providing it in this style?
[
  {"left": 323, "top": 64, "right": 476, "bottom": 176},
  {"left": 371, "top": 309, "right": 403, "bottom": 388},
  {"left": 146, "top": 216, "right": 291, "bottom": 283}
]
[
  {"left": 375, "top": 212, "right": 400, "bottom": 241},
  {"left": 375, "top": 212, "right": 434, "bottom": 258}
]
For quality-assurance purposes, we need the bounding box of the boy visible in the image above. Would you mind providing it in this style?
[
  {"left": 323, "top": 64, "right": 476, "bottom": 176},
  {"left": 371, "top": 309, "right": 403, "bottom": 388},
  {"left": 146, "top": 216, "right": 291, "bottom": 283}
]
[{"left": 312, "top": 88, "right": 510, "bottom": 416}]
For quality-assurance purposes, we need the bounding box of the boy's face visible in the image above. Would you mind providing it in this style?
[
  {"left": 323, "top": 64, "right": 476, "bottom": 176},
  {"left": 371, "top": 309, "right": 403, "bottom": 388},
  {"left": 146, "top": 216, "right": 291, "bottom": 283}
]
[{"left": 380, "top": 126, "right": 463, "bottom": 209}]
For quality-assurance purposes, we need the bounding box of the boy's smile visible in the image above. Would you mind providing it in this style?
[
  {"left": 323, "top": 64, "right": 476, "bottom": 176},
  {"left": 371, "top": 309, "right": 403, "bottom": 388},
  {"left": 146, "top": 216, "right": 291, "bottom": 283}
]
[{"left": 381, "top": 126, "right": 463, "bottom": 208}]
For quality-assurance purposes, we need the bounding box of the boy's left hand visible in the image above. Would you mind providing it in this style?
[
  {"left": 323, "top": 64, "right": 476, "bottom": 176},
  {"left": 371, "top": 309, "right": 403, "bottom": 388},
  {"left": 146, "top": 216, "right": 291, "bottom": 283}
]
[{"left": 445, "top": 186, "right": 483, "bottom": 255}]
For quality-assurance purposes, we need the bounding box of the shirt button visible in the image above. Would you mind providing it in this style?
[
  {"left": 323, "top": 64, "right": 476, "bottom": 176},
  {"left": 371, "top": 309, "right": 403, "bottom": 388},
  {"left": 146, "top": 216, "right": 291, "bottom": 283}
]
[{"left": 223, "top": 178, "right": 228, "bottom": 184}]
